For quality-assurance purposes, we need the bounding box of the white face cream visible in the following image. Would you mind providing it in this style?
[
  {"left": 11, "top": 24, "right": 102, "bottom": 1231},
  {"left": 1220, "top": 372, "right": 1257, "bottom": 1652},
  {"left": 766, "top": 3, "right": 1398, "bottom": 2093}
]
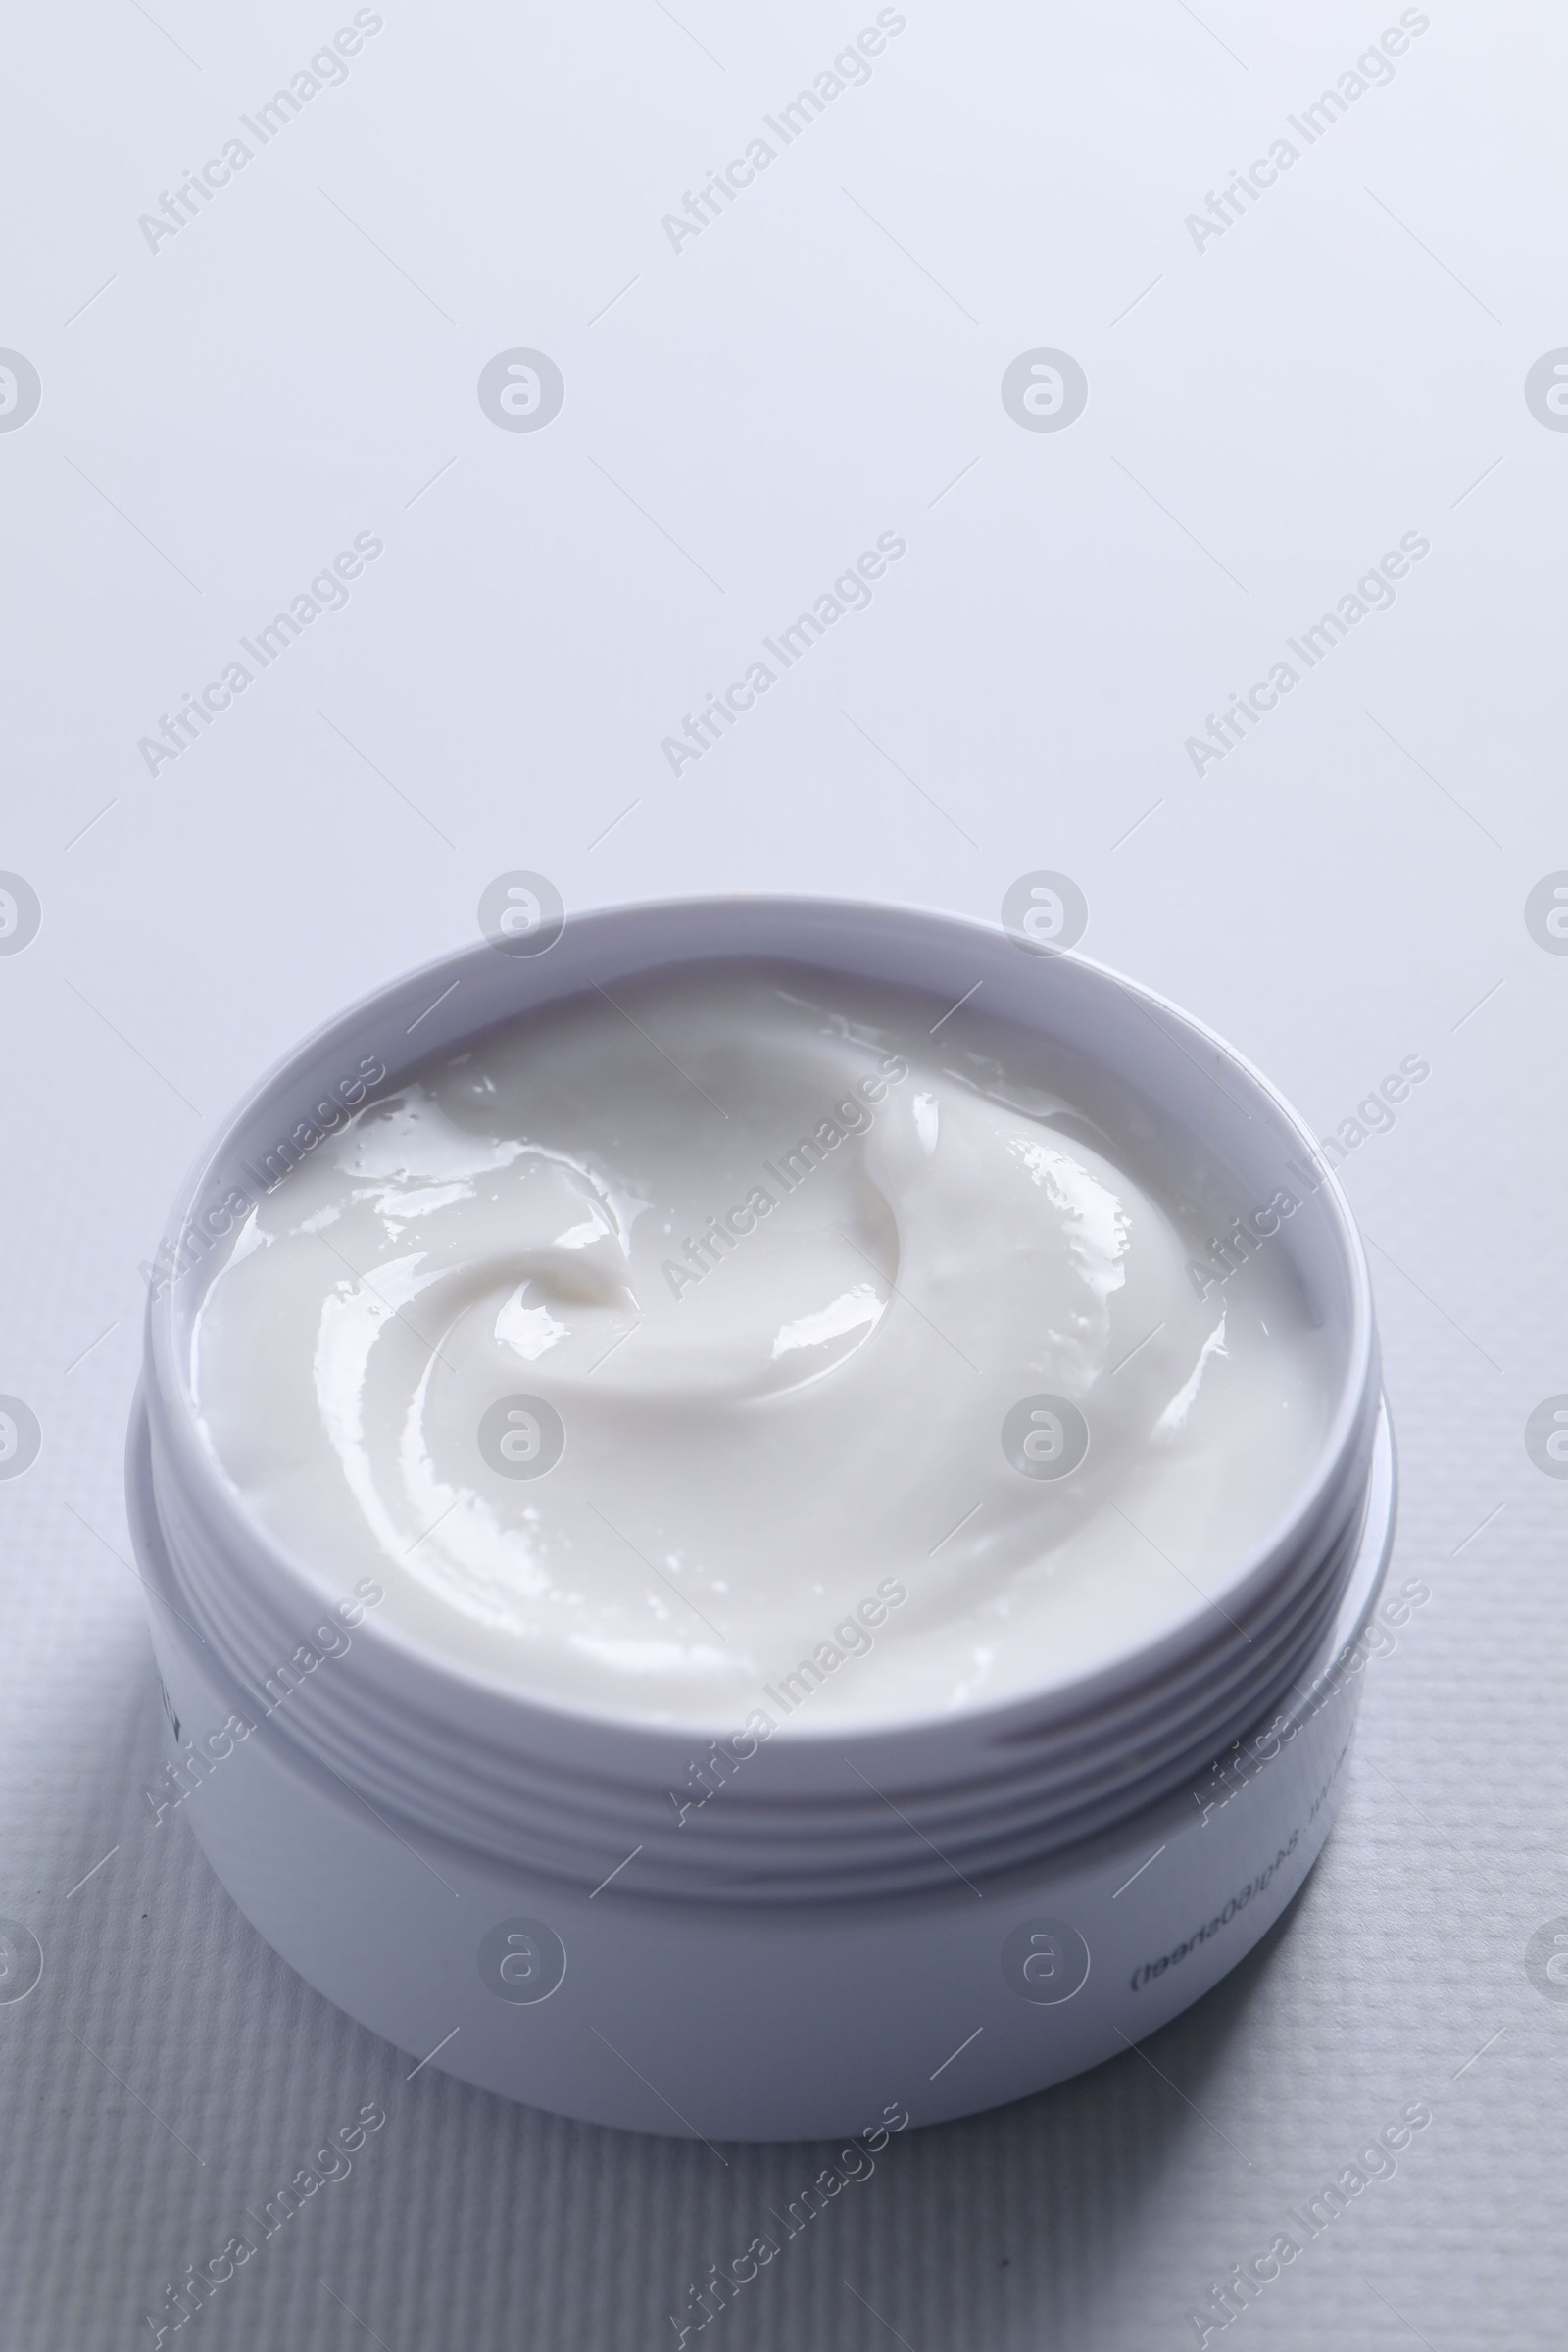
[{"left": 190, "top": 961, "right": 1334, "bottom": 1731}]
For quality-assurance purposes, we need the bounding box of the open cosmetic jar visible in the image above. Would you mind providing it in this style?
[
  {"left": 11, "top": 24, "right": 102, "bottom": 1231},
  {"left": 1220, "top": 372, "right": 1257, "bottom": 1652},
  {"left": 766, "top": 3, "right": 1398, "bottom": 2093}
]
[{"left": 128, "top": 897, "right": 1394, "bottom": 2142}]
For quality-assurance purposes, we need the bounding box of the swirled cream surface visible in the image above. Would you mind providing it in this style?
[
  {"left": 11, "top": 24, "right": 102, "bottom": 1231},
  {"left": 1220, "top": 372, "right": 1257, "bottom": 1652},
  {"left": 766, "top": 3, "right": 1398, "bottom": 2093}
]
[{"left": 191, "top": 963, "right": 1333, "bottom": 1728}]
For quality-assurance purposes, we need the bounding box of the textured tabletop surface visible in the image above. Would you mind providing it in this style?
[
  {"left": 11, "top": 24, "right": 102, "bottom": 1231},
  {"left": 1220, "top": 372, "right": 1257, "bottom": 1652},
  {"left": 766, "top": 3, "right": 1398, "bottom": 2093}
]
[{"left": 1, "top": 2, "right": 1563, "bottom": 2344}]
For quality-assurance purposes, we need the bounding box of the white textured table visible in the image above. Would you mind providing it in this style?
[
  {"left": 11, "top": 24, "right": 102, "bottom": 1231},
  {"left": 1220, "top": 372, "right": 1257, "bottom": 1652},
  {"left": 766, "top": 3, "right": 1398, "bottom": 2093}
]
[{"left": 1, "top": 2, "right": 1561, "bottom": 2343}]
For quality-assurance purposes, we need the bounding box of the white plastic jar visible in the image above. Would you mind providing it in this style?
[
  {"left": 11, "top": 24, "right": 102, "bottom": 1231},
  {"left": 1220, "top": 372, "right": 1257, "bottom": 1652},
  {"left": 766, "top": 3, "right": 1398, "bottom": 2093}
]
[{"left": 129, "top": 897, "right": 1393, "bottom": 2141}]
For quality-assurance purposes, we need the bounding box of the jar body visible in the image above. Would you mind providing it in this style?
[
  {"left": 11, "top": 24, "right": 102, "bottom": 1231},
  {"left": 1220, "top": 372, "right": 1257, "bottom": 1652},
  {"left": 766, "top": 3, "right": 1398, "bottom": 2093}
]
[
  {"left": 128, "top": 1396, "right": 1393, "bottom": 2142},
  {"left": 129, "top": 899, "right": 1393, "bottom": 2139}
]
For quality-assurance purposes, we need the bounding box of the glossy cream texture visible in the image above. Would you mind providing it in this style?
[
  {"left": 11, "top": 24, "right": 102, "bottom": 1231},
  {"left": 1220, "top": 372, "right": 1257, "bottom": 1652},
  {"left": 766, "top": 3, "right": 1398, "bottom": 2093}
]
[{"left": 191, "top": 965, "right": 1334, "bottom": 1729}]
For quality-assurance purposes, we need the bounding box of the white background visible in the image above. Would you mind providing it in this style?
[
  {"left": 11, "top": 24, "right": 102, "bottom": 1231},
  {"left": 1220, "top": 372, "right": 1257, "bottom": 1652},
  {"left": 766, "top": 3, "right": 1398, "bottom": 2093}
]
[{"left": 1, "top": 0, "right": 1565, "bottom": 2343}]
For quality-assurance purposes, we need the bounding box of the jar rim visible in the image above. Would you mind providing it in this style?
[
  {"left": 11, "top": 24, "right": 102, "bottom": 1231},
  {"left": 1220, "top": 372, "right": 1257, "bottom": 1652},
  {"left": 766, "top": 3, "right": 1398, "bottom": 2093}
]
[{"left": 139, "top": 894, "right": 1380, "bottom": 1847}]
